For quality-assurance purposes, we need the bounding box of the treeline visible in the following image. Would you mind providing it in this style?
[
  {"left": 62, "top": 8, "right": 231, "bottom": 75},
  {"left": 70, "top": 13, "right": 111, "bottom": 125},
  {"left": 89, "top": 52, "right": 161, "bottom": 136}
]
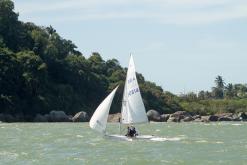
[
  {"left": 1, "top": 0, "right": 247, "bottom": 118},
  {"left": 180, "top": 76, "right": 247, "bottom": 101},
  {"left": 0, "top": 0, "right": 180, "bottom": 118},
  {"left": 178, "top": 76, "right": 247, "bottom": 115}
]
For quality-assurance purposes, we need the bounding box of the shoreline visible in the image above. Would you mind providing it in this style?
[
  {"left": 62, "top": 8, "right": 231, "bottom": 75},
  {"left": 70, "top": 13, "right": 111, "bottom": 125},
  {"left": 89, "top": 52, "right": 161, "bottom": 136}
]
[{"left": 0, "top": 110, "right": 246, "bottom": 123}]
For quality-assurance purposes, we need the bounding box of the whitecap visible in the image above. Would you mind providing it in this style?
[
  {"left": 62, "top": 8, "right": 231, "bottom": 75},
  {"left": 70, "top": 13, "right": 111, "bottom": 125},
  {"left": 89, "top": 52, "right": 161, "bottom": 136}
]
[
  {"left": 0, "top": 151, "right": 19, "bottom": 159},
  {"left": 232, "top": 123, "right": 242, "bottom": 126},
  {"left": 196, "top": 140, "right": 208, "bottom": 143},
  {"left": 150, "top": 137, "right": 181, "bottom": 142},
  {"left": 21, "top": 152, "right": 28, "bottom": 156},
  {"left": 88, "top": 143, "right": 97, "bottom": 146},
  {"left": 161, "top": 160, "right": 172, "bottom": 163},
  {"left": 74, "top": 157, "right": 85, "bottom": 161},
  {"left": 127, "top": 138, "right": 133, "bottom": 142},
  {"left": 76, "top": 135, "right": 84, "bottom": 138},
  {"left": 215, "top": 141, "right": 224, "bottom": 144}
]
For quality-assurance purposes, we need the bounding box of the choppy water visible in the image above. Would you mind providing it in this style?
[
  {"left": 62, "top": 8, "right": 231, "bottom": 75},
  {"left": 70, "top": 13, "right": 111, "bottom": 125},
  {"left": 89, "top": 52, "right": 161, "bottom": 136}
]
[{"left": 0, "top": 122, "right": 246, "bottom": 165}]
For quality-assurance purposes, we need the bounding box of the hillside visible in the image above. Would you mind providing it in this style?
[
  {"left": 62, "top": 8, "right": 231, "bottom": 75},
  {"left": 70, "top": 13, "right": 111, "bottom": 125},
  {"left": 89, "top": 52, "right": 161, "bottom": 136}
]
[
  {"left": 1, "top": 0, "right": 247, "bottom": 122},
  {"left": 0, "top": 0, "right": 180, "bottom": 119}
]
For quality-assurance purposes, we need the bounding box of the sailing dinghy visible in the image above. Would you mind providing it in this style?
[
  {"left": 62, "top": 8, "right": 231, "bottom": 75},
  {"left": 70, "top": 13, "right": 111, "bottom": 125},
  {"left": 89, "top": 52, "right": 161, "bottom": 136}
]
[{"left": 89, "top": 55, "right": 153, "bottom": 140}]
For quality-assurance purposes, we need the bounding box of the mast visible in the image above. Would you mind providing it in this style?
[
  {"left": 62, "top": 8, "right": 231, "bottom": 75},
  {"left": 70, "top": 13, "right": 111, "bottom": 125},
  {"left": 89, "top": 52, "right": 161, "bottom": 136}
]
[{"left": 120, "top": 54, "right": 131, "bottom": 134}]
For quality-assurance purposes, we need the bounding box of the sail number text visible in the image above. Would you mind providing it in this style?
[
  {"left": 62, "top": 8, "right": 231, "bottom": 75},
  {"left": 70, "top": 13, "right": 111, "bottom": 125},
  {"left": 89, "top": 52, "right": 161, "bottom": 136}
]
[
  {"left": 128, "top": 77, "right": 136, "bottom": 84},
  {"left": 128, "top": 88, "right": 139, "bottom": 97}
]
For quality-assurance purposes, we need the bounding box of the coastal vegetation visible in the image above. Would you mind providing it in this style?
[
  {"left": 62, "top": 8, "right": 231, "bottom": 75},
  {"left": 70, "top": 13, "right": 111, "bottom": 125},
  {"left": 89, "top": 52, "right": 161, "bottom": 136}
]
[
  {"left": 0, "top": 0, "right": 247, "bottom": 121},
  {"left": 179, "top": 75, "right": 247, "bottom": 115}
]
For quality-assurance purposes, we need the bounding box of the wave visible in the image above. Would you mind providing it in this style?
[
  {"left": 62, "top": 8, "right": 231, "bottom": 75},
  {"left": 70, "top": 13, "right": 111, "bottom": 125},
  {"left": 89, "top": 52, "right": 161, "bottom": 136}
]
[
  {"left": 76, "top": 135, "right": 84, "bottom": 138},
  {"left": 231, "top": 123, "right": 243, "bottom": 126},
  {"left": 0, "top": 151, "right": 19, "bottom": 159},
  {"left": 150, "top": 137, "right": 182, "bottom": 142},
  {"left": 195, "top": 140, "right": 208, "bottom": 143}
]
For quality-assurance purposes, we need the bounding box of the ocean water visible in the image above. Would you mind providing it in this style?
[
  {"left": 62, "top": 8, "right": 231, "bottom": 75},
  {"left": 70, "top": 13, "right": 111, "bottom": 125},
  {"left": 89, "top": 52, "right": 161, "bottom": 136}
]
[{"left": 0, "top": 122, "right": 246, "bottom": 165}]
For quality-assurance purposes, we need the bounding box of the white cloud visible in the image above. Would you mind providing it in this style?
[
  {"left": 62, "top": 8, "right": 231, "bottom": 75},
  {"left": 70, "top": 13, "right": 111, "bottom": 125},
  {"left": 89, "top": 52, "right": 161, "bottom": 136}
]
[{"left": 13, "top": 0, "right": 247, "bottom": 25}]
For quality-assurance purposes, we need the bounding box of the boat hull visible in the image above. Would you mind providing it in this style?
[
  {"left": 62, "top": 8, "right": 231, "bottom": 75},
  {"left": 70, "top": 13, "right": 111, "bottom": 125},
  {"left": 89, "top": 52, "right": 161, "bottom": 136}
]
[{"left": 106, "top": 134, "right": 154, "bottom": 141}]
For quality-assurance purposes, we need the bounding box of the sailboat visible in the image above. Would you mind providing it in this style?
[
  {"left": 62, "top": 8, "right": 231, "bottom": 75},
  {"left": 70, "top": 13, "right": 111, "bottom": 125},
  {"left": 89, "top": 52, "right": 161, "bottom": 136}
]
[{"left": 89, "top": 55, "right": 153, "bottom": 140}]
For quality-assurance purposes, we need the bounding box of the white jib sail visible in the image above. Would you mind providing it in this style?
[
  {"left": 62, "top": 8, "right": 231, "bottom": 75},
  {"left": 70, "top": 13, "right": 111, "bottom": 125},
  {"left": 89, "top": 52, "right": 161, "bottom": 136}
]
[
  {"left": 89, "top": 86, "right": 118, "bottom": 134},
  {"left": 121, "top": 55, "right": 148, "bottom": 124}
]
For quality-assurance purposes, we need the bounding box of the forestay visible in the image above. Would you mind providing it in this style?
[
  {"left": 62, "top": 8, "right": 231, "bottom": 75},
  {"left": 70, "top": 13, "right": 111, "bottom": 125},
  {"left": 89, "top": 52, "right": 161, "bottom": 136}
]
[
  {"left": 89, "top": 86, "right": 118, "bottom": 134},
  {"left": 121, "top": 55, "right": 148, "bottom": 124}
]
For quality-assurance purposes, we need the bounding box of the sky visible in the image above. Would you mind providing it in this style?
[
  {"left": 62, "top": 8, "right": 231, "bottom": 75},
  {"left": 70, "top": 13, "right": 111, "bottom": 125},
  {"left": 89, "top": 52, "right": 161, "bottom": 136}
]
[{"left": 13, "top": 0, "right": 247, "bottom": 94}]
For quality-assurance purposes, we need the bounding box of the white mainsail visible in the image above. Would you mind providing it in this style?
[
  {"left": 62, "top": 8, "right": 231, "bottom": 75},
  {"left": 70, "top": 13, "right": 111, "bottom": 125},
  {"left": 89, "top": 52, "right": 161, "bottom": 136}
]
[
  {"left": 89, "top": 86, "right": 118, "bottom": 134},
  {"left": 121, "top": 55, "right": 148, "bottom": 124}
]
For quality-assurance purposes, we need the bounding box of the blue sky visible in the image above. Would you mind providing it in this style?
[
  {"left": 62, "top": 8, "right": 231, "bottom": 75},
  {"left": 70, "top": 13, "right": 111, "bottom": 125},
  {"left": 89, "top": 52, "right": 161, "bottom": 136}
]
[{"left": 13, "top": 0, "right": 247, "bottom": 94}]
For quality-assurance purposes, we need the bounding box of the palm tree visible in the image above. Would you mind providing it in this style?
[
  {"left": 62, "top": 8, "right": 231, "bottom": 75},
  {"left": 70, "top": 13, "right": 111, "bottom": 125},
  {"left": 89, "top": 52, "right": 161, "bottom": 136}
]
[
  {"left": 215, "top": 75, "right": 225, "bottom": 89},
  {"left": 211, "top": 75, "right": 225, "bottom": 99},
  {"left": 46, "top": 25, "right": 56, "bottom": 36}
]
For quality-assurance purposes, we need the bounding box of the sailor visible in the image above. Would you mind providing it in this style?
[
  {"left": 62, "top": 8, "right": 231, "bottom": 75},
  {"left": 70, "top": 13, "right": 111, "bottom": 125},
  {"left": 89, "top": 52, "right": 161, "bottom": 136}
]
[
  {"left": 132, "top": 127, "right": 138, "bottom": 136},
  {"left": 126, "top": 126, "right": 138, "bottom": 137},
  {"left": 125, "top": 126, "right": 131, "bottom": 137}
]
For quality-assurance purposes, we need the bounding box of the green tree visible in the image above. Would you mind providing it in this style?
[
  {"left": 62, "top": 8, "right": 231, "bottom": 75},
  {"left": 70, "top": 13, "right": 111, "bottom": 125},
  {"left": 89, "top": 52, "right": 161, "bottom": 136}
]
[
  {"left": 0, "top": 47, "right": 21, "bottom": 114},
  {"left": 204, "top": 91, "right": 212, "bottom": 99},
  {"left": 215, "top": 75, "right": 225, "bottom": 89},
  {"left": 106, "top": 59, "right": 121, "bottom": 76},
  {"left": 88, "top": 52, "right": 107, "bottom": 74},
  {"left": 225, "top": 83, "right": 234, "bottom": 99},
  {"left": 31, "top": 28, "right": 49, "bottom": 56},
  {"left": 0, "top": 0, "right": 18, "bottom": 50},
  {"left": 212, "top": 75, "right": 225, "bottom": 99},
  {"left": 0, "top": 36, "right": 5, "bottom": 48},
  {"left": 46, "top": 25, "right": 56, "bottom": 36},
  {"left": 198, "top": 91, "right": 205, "bottom": 100},
  {"left": 234, "top": 84, "right": 247, "bottom": 98},
  {"left": 0, "top": 0, "right": 32, "bottom": 52},
  {"left": 16, "top": 51, "right": 48, "bottom": 115}
]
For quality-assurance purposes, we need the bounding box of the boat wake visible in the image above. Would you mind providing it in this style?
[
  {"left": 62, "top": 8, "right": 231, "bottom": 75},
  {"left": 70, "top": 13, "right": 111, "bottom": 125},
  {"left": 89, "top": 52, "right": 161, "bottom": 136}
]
[
  {"left": 150, "top": 137, "right": 182, "bottom": 142},
  {"left": 231, "top": 123, "right": 243, "bottom": 126},
  {"left": 106, "top": 134, "right": 183, "bottom": 142}
]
